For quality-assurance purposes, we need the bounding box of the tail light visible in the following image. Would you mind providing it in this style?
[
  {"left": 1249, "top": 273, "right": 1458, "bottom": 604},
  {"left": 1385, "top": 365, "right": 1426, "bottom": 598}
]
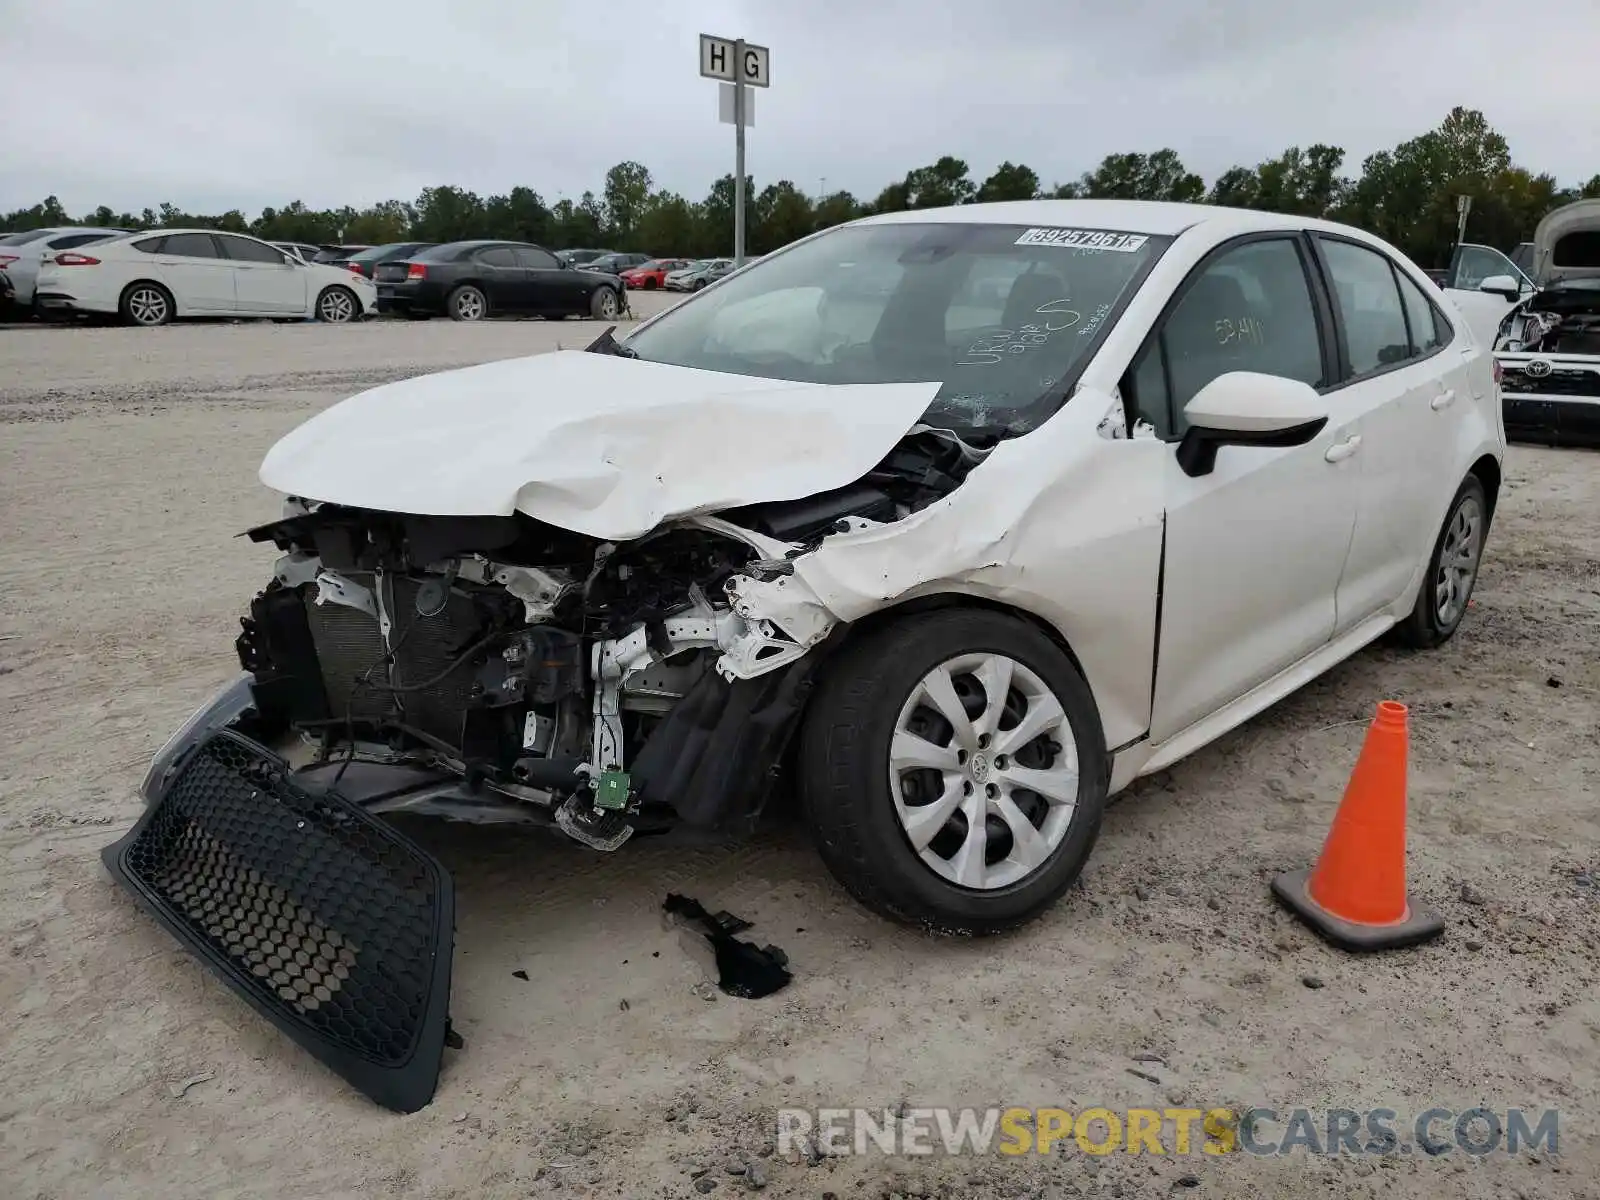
[
  {"left": 347, "top": 263, "right": 364, "bottom": 275},
  {"left": 0, "top": 254, "right": 18, "bottom": 267},
  {"left": 53, "top": 253, "right": 101, "bottom": 266},
  {"left": 406, "top": 263, "right": 427, "bottom": 280}
]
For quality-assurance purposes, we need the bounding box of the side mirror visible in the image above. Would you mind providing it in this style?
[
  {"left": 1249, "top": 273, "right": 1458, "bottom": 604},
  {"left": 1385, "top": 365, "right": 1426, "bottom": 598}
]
[
  {"left": 1176, "top": 372, "right": 1330, "bottom": 478},
  {"left": 1478, "top": 274, "right": 1522, "bottom": 301}
]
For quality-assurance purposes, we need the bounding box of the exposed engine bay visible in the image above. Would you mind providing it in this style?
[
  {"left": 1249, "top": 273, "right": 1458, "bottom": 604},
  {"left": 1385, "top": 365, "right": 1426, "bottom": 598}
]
[
  {"left": 230, "top": 428, "right": 987, "bottom": 849},
  {"left": 1497, "top": 284, "right": 1600, "bottom": 357}
]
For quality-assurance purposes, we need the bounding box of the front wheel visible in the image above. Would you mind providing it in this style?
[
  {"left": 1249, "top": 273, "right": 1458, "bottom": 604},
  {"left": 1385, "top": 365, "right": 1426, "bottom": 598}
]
[
  {"left": 447, "top": 285, "right": 488, "bottom": 321},
  {"left": 643, "top": 278, "right": 658, "bottom": 290},
  {"left": 798, "top": 609, "right": 1108, "bottom": 934},
  {"left": 692, "top": 279, "right": 707, "bottom": 291},
  {"left": 589, "top": 286, "right": 618, "bottom": 320},
  {"left": 315, "top": 286, "right": 357, "bottom": 323},
  {"left": 1396, "top": 475, "right": 1488, "bottom": 648}
]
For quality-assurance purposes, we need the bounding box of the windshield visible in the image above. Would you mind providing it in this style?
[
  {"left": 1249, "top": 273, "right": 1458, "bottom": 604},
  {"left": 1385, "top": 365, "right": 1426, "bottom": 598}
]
[{"left": 623, "top": 221, "right": 1166, "bottom": 435}]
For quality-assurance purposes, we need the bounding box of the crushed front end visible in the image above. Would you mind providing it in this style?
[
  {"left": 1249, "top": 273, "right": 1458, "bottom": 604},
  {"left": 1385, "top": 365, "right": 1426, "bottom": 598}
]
[
  {"left": 162, "top": 428, "right": 981, "bottom": 847},
  {"left": 110, "top": 427, "right": 980, "bottom": 1110}
]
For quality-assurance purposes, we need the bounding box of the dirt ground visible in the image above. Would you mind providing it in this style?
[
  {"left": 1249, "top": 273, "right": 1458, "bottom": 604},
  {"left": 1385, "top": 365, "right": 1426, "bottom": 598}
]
[{"left": 1, "top": 304, "right": 1596, "bottom": 1200}]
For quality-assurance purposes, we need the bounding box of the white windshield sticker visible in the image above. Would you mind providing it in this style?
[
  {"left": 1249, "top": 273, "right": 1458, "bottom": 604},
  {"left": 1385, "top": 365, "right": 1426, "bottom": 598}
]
[{"left": 1015, "top": 228, "right": 1150, "bottom": 252}]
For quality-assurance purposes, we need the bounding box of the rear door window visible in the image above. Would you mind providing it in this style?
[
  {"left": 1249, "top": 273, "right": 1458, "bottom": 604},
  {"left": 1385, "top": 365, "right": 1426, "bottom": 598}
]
[
  {"left": 1395, "top": 269, "right": 1448, "bottom": 357},
  {"left": 1319, "top": 239, "right": 1414, "bottom": 377},
  {"left": 476, "top": 247, "right": 518, "bottom": 268},
  {"left": 160, "top": 233, "right": 222, "bottom": 259}
]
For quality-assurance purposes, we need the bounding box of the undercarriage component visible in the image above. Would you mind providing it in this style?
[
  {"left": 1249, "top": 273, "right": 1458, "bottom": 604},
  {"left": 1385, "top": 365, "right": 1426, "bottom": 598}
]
[
  {"left": 104, "top": 728, "right": 457, "bottom": 1112},
  {"left": 555, "top": 793, "right": 635, "bottom": 850}
]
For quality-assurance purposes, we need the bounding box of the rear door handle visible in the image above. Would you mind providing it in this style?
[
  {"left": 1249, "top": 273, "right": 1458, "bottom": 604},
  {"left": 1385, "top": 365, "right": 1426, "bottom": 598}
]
[
  {"left": 1431, "top": 389, "right": 1457, "bottom": 410},
  {"left": 1324, "top": 435, "right": 1362, "bottom": 463}
]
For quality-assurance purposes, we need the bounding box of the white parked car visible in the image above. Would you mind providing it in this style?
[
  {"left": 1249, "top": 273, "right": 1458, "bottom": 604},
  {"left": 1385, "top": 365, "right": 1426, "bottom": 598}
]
[
  {"left": 1440, "top": 240, "right": 1538, "bottom": 346},
  {"left": 0, "top": 225, "right": 129, "bottom": 307},
  {"left": 33, "top": 228, "right": 378, "bottom": 325},
  {"left": 128, "top": 199, "right": 1503, "bottom": 940}
]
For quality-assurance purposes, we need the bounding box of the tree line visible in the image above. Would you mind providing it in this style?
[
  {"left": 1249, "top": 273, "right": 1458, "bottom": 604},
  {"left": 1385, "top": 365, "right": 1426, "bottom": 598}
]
[{"left": 5, "top": 107, "right": 1598, "bottom": 271}]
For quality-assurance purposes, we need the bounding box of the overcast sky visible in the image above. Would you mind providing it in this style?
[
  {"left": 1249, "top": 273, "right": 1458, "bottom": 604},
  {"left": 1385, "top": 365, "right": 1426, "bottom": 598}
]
[{"left": 3, "top": 0, "right": 1598, "bottom": 216}]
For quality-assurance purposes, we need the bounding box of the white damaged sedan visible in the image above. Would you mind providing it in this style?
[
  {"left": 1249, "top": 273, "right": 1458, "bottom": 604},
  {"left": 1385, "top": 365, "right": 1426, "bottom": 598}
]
[{"left": 136, "top": 200, "right": 1504, "bottom": 936}]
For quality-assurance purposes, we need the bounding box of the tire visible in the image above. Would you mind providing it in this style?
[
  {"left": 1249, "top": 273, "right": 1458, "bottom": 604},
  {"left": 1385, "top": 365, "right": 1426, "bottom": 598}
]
[
  {"left": 589, "top": 286, "right": 619, "bottom": 321},
  {"left": 1395, "top": 475, "right": 1489, "bottom": 649},
  {"left": 119, "top": 282, "right": 174, "bottom": 327},
  {"left": 315, "top": 285, "right": 358, "bottom": 323},
  {"left": 447, "top": 284, "right": 488, "bottom": 322},
  {"left": 692, "top": 279, "right": 707, "bottom": 291},
  {"left": 644, "top": 278, "right": 658, "bottom": 290},
  {"left": 798, "top": 609, "right": 1108, "bottom": 934}
]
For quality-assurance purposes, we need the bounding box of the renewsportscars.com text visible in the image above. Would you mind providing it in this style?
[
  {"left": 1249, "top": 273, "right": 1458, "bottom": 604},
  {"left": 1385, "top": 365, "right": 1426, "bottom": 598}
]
[{"left": 776, "top": 1106, "right": 1560, "bottom": 1158}]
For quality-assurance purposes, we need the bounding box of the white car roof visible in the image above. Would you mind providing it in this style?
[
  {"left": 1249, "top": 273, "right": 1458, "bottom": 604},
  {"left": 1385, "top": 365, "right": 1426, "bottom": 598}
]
[{"left": 851, "top": 198, "right": 1368, "bottom": 241}]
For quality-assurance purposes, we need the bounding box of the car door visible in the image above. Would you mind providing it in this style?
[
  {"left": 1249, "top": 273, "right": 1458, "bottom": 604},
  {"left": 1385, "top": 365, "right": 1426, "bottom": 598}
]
[
  {"left": 514, "top": 245, "right": 579, "bottom": 312},
  {"left": 1309, "top": 235, "right": 1462, "bottom": 633},
  {"left": 217, "top": 234, "right": 309, "bottom": 314},
  {"left": 1443, "top": 243, "right": 1533, "bottom": 346},
  {"left": 471, "top": 246, "right": 526, "bottom": 310},
  {"left": 148, "top": 233, "right": 236, "bottom": 312},
  {"left": 1127, "top": 235, "right": 1363, "bottom": 744}
]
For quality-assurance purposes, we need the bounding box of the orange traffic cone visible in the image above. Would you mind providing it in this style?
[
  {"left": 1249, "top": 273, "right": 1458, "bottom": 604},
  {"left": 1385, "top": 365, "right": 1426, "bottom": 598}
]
[{"left": 1271, "top": 701, "right": 1444, "bottom": 951}]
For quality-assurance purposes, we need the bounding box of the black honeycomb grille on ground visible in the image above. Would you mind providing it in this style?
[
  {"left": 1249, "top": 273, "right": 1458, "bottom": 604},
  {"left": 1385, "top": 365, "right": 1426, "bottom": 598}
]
[{"left": 102, "top": 728, "right": 455, "bottom": 1112}]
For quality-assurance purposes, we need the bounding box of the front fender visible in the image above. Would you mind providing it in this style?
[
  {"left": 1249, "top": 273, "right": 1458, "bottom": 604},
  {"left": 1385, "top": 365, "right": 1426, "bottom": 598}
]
[{"left": 140, "top": 674, "right": 257, "bottom": 805}]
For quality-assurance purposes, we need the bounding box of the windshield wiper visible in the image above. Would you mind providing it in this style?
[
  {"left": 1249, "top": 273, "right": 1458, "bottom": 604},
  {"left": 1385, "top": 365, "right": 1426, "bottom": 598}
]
[{"left": 584, "top": 325, "right": 638, "bottom": 359}]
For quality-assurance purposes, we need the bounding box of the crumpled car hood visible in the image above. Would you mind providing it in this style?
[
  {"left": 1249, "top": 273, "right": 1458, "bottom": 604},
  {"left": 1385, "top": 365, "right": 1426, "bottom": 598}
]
[{"left": 258, "top": 350, "right": 940, "bottom": 540}]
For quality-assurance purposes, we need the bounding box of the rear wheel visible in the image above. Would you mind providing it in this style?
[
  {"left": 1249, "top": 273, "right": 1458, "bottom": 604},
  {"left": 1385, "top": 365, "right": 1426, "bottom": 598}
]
[
  {"left": 798, "top": 609, "right": 1108, "bottom": 934},
  {"left": 120, "top": 282, "right": 174, "bottom": 327},
  {"left": 315, "top": 286, "right": 357, "bottom": 323},
  {"left": 589, "top": 286, "right": 619, "bottom": 320},
  {"left": 447, "top": 285, "right": 487, "bottom": 321},
  {"left": 1396, "top": 475, "right": 1488, "bottom": 648}
]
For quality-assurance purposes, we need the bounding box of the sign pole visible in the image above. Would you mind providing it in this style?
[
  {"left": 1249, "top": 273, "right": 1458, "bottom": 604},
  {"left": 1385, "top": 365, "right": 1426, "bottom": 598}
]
[{"left": 733, "top": 40, "right": 746, "bottom": 269}]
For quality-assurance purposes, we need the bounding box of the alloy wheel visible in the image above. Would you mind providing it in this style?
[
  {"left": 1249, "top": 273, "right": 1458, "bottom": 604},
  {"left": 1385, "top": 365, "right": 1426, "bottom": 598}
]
[
  {"left": 318, "top": 289, "right": 355, "bottom": 322},
  {"left": 127, "top": 287, "right": 169, "bottom": 326}
]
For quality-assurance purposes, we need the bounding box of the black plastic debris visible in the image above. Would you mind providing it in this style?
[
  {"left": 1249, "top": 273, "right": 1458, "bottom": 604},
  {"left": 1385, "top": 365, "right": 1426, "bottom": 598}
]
[{"left": 663, "top": 893, "right": 791, "bottom": 999}]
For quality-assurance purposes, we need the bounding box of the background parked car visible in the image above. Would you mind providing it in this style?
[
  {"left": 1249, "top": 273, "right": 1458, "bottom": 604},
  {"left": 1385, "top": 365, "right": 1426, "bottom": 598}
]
[
  {"left": 620, "top": 257, "right": 692, "bottom": 289},
  {"left": 0, "top": 268, "right": 14, "bottom": 315},
  {"left": 372, "top": 240, "right": 623, "bottom": 322},
  {"left": 665, "top": 257, "right": 734, "bottom": 291},
  {"left": 312, "top": 244, "right": 370, "bottom": 264},
  {"left": 0, "top": 226, "right": 129, "bottom": 310},
  {"left": 581, "top": 252, "right": 652, "bottom": 276},
  {"left": 556, "top": 248, "right": 613, "bottom": 266},
  {"left": 332, "top": 241, "right": 438, "bottom": 278},
  {"left": 271, "top": 242, "right": 322, "bottom": 262},
  {"left": 32, "top": 228, "right": 378, "bottom": 326}
]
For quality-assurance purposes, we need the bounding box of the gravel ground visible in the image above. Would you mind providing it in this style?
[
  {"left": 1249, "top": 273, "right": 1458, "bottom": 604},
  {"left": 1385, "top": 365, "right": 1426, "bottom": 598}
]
[{"left": 1, "top": 304, "right": 1597, "bottom": 1200}]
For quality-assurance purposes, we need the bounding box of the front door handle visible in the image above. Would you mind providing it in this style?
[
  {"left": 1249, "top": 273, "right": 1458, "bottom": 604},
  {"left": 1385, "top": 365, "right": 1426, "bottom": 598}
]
[
  {"left": 1324, "top": 435, "right": 1362, "bottom": 463},
  {"left": 1431, "top": 388, "right": 1457, "bottom": 410}
]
